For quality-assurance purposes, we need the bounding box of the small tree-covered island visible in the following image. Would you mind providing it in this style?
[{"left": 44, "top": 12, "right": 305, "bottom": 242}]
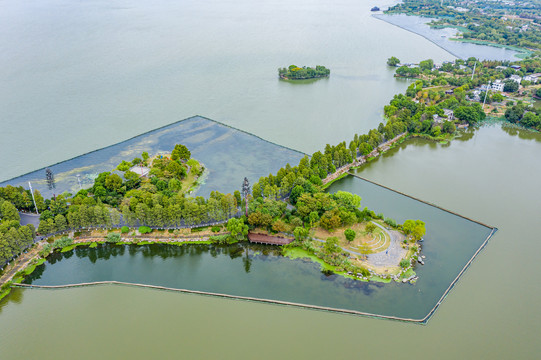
[
  {"left": 0, "top": 138, "right": 426, "bottom": 299},
  {"left": 278, "top": 65, "right": 330, "bottom": 80}
]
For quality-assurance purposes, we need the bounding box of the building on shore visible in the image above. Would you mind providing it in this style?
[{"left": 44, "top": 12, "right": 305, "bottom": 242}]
[{"left": 129, "top": 165, "right": 150, "bottom": 178}]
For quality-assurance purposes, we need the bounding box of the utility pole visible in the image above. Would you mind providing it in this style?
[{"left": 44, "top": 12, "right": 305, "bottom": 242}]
[
  {"left": 483, "top": 81, "right": 491, "bottom": 108},
  {"left": 28, "top": 182, "right": 39, "bottom": 215}
]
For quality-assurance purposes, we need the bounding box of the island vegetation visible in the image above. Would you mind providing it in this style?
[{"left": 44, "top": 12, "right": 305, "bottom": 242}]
[
  {"left": 278, "top": 65, "right": 330, "bottom": 80},
  {"left": 1, "top": 129, "right": 427, "bottom": 294}
]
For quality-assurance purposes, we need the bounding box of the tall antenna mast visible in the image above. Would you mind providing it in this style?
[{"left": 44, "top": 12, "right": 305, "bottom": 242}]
[{"left": 471, "top": 61, "right": 477, "bottom": 81}]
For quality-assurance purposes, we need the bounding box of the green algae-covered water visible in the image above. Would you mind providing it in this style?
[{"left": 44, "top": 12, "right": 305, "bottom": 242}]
[{"left": 0, "top": 116, "right": 305, "bottom": 198}]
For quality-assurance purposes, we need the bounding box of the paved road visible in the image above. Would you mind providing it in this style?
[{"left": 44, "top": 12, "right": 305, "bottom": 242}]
[{"left": 19, "top": 212, "right": 40, "bottom": 228}]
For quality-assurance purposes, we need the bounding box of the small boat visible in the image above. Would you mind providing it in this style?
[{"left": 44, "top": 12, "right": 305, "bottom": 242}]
[{"left": 371, "top": 6, "right": 380, "bottom": 12}]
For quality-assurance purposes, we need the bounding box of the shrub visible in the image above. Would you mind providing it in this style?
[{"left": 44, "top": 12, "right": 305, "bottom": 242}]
[
  {"left": 52, "top": 236, "right": 73, "bottom": 249},
  {"left": 400, "top": 259, "right": 410, "bottom": 268},
  {"left": 211, "top": 226, "right": 221, "bottom": 233},
  {"left": 138, "top": 226, "right": 152, "bottom": 234},
  {"left": 106, "top": 233, "right": 121, "bottom": 243},
  {"left": 376, "top": 213, "right": 384, "bottom": 219},
  {"left": 39, "top": 243, "right": 52, "bottom": 257},
  {"left": 121, "top": 226, "right": 130, "bottom": 234},
  {"left": 209, "top": 234, "right": 229, "bottom": 244},
  {"left": 344, "top": 229, "right": 356, "bottom": 242},
  {"left": 384, "top": 217, "right": 397, "bottom": 227},
  {"left": 365, "top": 223, "right": 377, "bottom": 234},
  {"left": 168, "top": 229, "right": 175, "bottom": 233}
]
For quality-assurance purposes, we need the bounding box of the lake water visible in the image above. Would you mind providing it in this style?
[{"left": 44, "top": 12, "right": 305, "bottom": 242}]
[
  {"left": 0, "top": 0, "right": 453, "bottom": 182},
  {"left": 1, "top": 0, "right": 541, "bottom": 358},
  {"left": 374, "top": 14, "right": 522, "bottom": 61}
]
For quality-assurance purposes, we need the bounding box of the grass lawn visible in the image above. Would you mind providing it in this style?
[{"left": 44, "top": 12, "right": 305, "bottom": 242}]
[{"left": 310, "top": 222, "right": 390, "bottom": 255}]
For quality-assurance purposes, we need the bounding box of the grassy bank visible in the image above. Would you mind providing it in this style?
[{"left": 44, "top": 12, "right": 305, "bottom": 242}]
[{"left": 283, "top": 246, "right": 392, "bottom": 283}]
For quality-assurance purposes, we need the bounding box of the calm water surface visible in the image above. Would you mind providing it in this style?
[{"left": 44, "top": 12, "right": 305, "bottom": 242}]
[{"left": 0, "top": 0, "right": 453, "bottom": 181}]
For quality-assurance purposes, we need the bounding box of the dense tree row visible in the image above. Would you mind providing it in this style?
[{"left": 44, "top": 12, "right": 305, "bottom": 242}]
[
  {"left": 278, "top": 65, "right": 330, "bottom": 79},
  {"left": 0, "top": 196, "right": 36, "bottom": 267}
]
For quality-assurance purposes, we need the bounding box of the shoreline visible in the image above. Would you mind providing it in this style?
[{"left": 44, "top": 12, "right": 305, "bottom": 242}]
[
  {"left": 372, "top": 13, "right": 462, "bottom": 59},
  {"left": 373, "top": 14, "right": 526, "bottom": 61}
]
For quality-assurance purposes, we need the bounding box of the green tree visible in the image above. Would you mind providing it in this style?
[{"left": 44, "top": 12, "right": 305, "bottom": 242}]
[
  {"left": 33, "top": 190, "right": 46, "bottom": 212},
  {"left": 521, "top": 112, "right": 540, "bottom": 128},
  {"left": 171, "top": 144, "right": 191, "bottom": 161},
  {"left": 105, "top": 173, "right": 123, "bottom": 192},
  {"left": 505, "top": 104, "right": 526, "bottom": 123},
  {"left": 419, "top": 59, "right": 434, "bottom": 71},
  {"left": 324, "top": 237, "right": 340, "bottom": 254},
  {"left": 168, "top": 178, "right": 182, "bottom": 192},
  {"left": 400, "top": 259, "right": 410, "bottom": 269},
  {"left": 454, "top": 104, "right": 486, "bottom": 125},
  {"left": 333, "top": 191, "right": 361, "bottom": 209},
  {"left": 491, "top": 93, "right": 504, "bottom": 102},
  {"left": 106, "top": 233, "right": 121, "bottom": 243},
  {"left": 165, "top": 160, "right": 186, "bottom": 179},
  {"left": 503, "top": 80, "right": 519, "bottom": 92},
  {"left": 293, "top": 227, "right": 308, "bottom": 241},
  {"left": 0, "top": 202, "right": 20, "bottom": 222},
  {"left": 54, "top": 214, "right": 67, "bottom": 232},
  {"left": 365, "top": 222, "right": 376, "bottom": 234},
  {"left": 344, "top": 229, "right": 356, "bottom": 242},
  {"left": 289, "top": 185, "right": 304, "bottom": 205},
  {"left": 442, "top": 121, "right": 456, "bottom": 134},
  {"left": 227, "top": 218, "right": 248, "bottom": 241},
  {"left": 387, "top": 56, "right": 400, "bottom": 66}
]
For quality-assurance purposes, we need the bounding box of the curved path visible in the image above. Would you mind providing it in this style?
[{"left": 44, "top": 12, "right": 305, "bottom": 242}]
[
  {"left": 312, "top": 221, "right": 395, "bottom": 258},
  {"left": 365, "top": 222, "right": 406, "bottom": 268}
]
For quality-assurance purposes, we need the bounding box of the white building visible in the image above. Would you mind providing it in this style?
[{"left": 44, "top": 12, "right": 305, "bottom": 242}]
[
  {"left": 509, "top": 75, "right": 522, "bottom": 84},
  {"left": 492, "top": 80, "right": 505, "bottom": 92},
  {"left": 524, "top": 73, "right": 540, "bottom": 83},
  {"left": 129, "top": 165, "right": 150, "bottom": 177},
  {"left": 443, "top": 109, "right": 454, "bottom": 120}
]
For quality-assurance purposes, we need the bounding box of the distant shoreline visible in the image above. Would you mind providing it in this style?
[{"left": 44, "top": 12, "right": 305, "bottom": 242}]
[
  {"left": 373, "top": 13, "right": 525, "bottom": 61},
  {"left": 372, "top": 13, "right": 462, "bottom": 59}
]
